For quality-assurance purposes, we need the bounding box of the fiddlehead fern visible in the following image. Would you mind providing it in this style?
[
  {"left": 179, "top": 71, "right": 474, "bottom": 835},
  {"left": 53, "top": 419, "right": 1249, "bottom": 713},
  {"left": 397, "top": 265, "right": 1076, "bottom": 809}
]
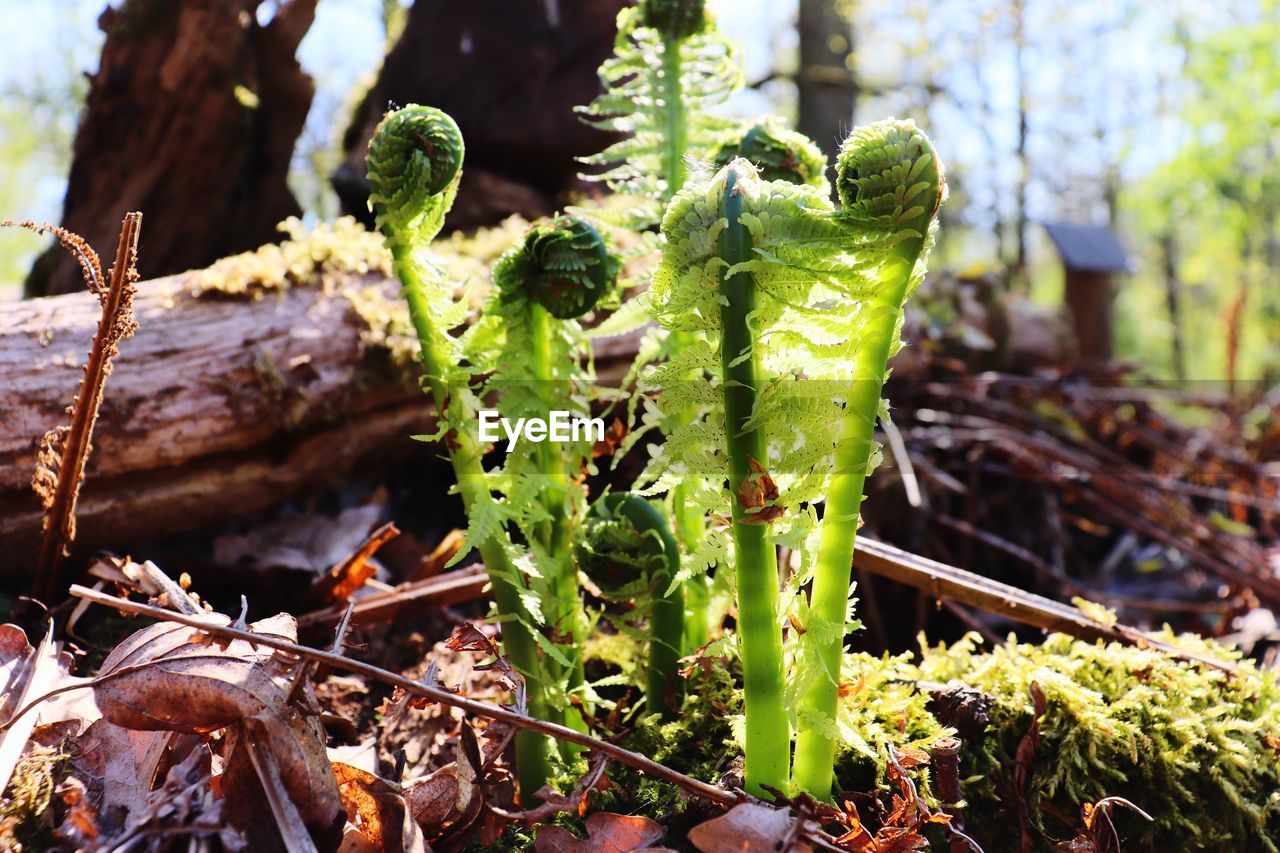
[
  {"left": 793, "top": 120, "right": 946, "bottom": 799},
  {"left": 367, "top": 105, "right": 552, "bottom": 800},
  {"left": 367, "top": 105, "right": 464, "bottom": 248},
  {"left": 708, "top": 116, "right": 830, "bottom": 191},
  {"left": 638, "top": 0, "right": 707, "bottom": 41},
  {"left": 487, "top": 216, "right": 621, "bottom": 743},
  {"left": 492, "top": 215, "right": 620, "bottom": 320},
  {"left": 642, "top": 119, "right": 945, "bottom": 797},
  {"left": 575, "top": 493, "right": 684, "bottom": 720}
]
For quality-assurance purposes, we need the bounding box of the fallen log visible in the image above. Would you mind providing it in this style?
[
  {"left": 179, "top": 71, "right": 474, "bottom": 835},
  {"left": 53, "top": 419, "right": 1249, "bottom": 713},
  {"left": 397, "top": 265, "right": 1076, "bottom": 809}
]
[{"left": 0, "top": 226, "right": 642, "bottom": 578}]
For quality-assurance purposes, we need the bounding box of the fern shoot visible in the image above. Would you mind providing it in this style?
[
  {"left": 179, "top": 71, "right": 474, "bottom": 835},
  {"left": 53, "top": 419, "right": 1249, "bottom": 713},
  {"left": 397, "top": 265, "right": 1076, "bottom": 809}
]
[
  {"left": 578, "top": 0, "right": 741, "bottom": 221},
  {"left": 490, "top": 215, "right": 620, "bottom": 741},
  {"left": 792, "top": 120, "right": 946, "bottom": 799},
  {"left": 708, "top": 116, "right": 831, "bottom": 191},
  {"left": 716, "top": 164, "right": 791, "bottom": 795},
  {"left": 366, "top": 105, "right": 551, "bottom": 799},
  {"left": 580, "top": 0, "right": 751, "bottom": 655},
  {"left": 575, "top": 492, "right": 685, "bottom": 719},
  {"left": 646, "top": 119, "right": 944, "bottom": 796}
]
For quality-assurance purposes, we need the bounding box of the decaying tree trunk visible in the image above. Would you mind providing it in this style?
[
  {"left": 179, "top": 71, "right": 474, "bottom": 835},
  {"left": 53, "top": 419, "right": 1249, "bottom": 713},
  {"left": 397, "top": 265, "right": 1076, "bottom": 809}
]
[
  {"left": 335, "top": 0, "right": 625, "bottom": 231},
  {"left": 0, "top": 270, "right": 640, "bottom": 577},
  {"left": 27, "top": 0, "right": 317, "bottom": 297}
]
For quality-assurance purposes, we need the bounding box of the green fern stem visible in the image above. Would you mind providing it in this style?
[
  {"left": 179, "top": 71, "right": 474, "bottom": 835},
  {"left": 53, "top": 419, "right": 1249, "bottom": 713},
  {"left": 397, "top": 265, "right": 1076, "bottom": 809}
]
[
  {"left": 672, "top": 479, "right": 710, "bottom": 654},
  {"left": 718, "top": 166, "right": 790, "bottom": 796},
  {"left": 388, "top": 243, "right": 552, "bottom": 797},
  {"left": 790, "top": 248, "right": 917, "bottom": 799},
  {"left": 368, "top": 105, "right": 551, "bottom": 799},
  {"left": 527, "top": 301, "right": 589, "bottom": 740},
  {"left": 792, "top": 121, "right": 944, "bottom": 799},
  {"left": 659, "top": 33, "right": 689, "bottom": 202}
]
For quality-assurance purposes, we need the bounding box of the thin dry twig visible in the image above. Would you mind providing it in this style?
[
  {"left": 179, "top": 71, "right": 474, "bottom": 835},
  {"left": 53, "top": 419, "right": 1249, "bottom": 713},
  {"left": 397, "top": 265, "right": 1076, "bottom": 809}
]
[
  {"left": 67, "top": 584, "right": 738, "bottom": 806},
  {"left": 15, "top": 213, "right": 143, "bottom": 602},
  {"left": 852, "top": 538, "right": 1245, "bottom": 676}
]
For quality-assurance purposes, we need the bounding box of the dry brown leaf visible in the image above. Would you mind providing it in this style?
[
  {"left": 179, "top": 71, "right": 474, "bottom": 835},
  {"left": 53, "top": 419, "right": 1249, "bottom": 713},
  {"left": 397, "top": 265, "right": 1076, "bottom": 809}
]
[
  {"left": 1011, "top": 681, "right": 1047, "bottom": 853},
  {"left": 736, "top": 457, "right": 784, "bottom": 524},
  {"left": 446, "top": 623, "right": 525, "bottom": 706},
  {"left": 534, "top": 811, "right": 665, "bottom": 852},
  {"left": 61, "top": 744, "right": 246, "bottom": 852},
  {"left": 308, "top": 522, "right": 401, "bottom": 607},
  {"left": 895, "top": 745, "right": 932, "bottom": 769},
  {"left": 409, "top": 528, "right": 467, "bottom": 582},
  {"left": 688, "top": 803, "right": 812, "bottom": 853},
  {"left": 69, "top": 720, "right": 171, "bottom": 829},
  {"left": 333, "top": 762, "right": 426, "bottom": 853},
  {"left": 93, "top": 612, "right": 342, "bottom": 841},
  {"left": 0, "top": 622, "right": 99, "bottom": 795},
  {"left": 404, "top": 764, "right": 459, "bottom": 832},
  {"left": 591, "top": 418, "right": 628, "bottom": 460}
]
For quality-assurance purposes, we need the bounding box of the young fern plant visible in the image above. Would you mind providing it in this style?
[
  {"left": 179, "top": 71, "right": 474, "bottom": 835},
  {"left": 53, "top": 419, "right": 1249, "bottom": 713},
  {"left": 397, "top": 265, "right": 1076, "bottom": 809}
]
[
  {"left": 488, "top": 215, "right": 620, "bottom": 738},
  {"left": 578, "top": 0, "right": 741, "bottom": 656},
  {"left": 644, "top": 119, "right": 945, "bottom": 796},
  {"left": 793, "top": 122, "right": 946, "bottom": 799},
  {"left": 708, "top": 115, "right": 830, "bottom": 191},
  {"left": 578, "top": 0, "right": 741, "bottom": 222},
  {"left": 365, "top": 105, "right": 552, "bottom": 799},
  {"left": 574, "top": 492, "right": 684, "bottom": 720},
  {"left": 666, "top": 117, "right": 831, "bottom": 657}
]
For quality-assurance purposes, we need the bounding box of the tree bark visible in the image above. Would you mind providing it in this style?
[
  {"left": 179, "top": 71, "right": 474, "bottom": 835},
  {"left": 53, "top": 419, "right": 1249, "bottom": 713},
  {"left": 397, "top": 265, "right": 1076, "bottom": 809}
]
[
  {"left": 334, "top": 0, "right": 625, "bottom": 232},
  {"left": 0, "top": 268, "right": 641, "bottom": 577},
  {"left": 27, "top": 0, "right": 317, "bottom": 297},
  {"left": 797, "top": 0, "right": 858, "bottom": 175}
]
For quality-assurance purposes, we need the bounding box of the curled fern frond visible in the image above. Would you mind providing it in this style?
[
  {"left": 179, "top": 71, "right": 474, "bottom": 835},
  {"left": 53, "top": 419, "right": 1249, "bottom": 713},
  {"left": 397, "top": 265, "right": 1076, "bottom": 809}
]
[
  {"left": 835, "top": 118, "right": 946, "bottom": 234},
  {"left": 795, "top": 117, "right": 946, "bottom": 799},
  {"left": 576, "top": 493, "right": 684, "bottom": 719},
  {"left": 366, "top": 105, "right": 464, "bottom": 248},
  {"left": 708, "top": 116, "right": 830, "bottom": 192},
  {"left": 492, "top": 215, "right": 621, "bottom": 319},
  {"left": 638, "top": 0, "right": 707, "bottom": 40},
  {"left": 576, "top": 495, "right": 669, "bottom": 599},
  {"left": 367, "top": 105, "right": 555, "bottom": 799}
]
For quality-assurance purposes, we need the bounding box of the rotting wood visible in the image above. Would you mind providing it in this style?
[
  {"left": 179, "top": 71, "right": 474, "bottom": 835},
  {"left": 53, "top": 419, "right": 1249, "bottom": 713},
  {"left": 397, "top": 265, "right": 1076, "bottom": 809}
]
[{"left": 0, "top": 270, "right": 643, "bottom": 576}]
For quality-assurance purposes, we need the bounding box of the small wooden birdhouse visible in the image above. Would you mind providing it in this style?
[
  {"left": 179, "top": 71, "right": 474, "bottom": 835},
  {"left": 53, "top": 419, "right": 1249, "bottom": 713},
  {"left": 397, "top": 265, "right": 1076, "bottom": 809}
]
[{"left": 1043, "top": 222, "right": 1131, "bottom": 362}]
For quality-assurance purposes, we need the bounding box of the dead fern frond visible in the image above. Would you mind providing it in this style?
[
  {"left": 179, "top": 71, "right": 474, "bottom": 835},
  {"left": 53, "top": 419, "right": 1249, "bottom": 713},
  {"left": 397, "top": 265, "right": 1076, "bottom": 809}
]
[
  {"left": 4, "top": 213, "right": 143, "bottom": 603},
  {"left": 1, "top": 219, "right": 105, "bottom": 299}
]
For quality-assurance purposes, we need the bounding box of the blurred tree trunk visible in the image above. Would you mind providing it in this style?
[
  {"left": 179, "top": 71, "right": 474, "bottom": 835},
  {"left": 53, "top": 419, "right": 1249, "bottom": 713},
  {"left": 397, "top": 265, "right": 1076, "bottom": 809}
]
[
  {"left": 1159, "top": 230, "right": 1186, "bottom": 382},
  {"left": 797, "top": 0, "right": 858, "bottom": 179},
  {"left": 335, "top": 0, "right": 624, "bottom": 232},
  {"left": 26, "top": 0, "right": 316, "bottom": 297},
  {"left": 1011, "top": 0, "right": 1030, "bottom": 290}
]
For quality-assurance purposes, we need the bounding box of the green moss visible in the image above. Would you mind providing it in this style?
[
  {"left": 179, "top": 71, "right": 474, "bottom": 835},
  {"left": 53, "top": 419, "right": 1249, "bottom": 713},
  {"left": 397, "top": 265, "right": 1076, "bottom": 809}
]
[
  {"left": 485, "top": 629, "right": 1279, "bottom": 851},
  {"left": 188, "top": 215, "right": 529, "bottom": 372},
  {"left": 829, "top": 650, "right": 951, "bottom": 796},
  {"left": 190, "top": 216, "right": 392, "bottom": 298},
  {"left": 0, "top": 743, "right": 72, "bottom": 852},
  {"left": 829, "top": 632, "right": 1280, "bottom": 852}
]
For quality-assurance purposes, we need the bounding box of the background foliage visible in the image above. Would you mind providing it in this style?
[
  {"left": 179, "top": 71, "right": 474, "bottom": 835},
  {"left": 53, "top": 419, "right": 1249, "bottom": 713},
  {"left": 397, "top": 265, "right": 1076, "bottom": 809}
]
[{"left": 1, "top": 0, "right": 1278, "bottom": 380}]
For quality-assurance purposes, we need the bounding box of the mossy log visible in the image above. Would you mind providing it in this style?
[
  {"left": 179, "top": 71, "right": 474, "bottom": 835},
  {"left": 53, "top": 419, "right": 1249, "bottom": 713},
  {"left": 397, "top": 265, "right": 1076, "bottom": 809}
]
[{"left": 0, "top": 268, "right": 641, "bottom": 577}]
